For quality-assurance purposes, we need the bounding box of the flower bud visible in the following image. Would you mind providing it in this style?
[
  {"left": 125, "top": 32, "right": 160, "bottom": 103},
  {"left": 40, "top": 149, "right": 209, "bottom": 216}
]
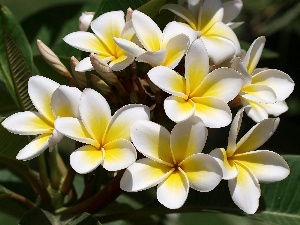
[
  {"left": 70, "top": 56, "right": 88, "bottom": 89},
  {"left": 79, "top": 12, "right": 95, "bottom": 31}
]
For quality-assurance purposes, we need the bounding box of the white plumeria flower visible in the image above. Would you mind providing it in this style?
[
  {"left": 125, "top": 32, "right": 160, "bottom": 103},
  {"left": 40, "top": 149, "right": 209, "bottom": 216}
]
[
  {"left": 114, "top": 10, "right": 197, "bottom": 69},
  {"left": 54, "top": 88, "right": 150, "bottom": 174},
  {"left": 64, "top": 10, "right": 135, "bottom": 72},
  {"left": 161, "top": 0, "right": 241, "bottom": 64},
  {"left": 232, "top": 36, "right": 295, "bottom": 122},
  {"left": 210, "top": 108, "right": 290, "bottom": 214},
  {"left": 121, "top": 117, "right": 222, "bottom": 209},
  {"left": 148, "top": 39, "right": 243, "bottom": 128},
  {"left": 222, "top": 0, "right": 244, "bottom": 29},
  {"left": 79, "top": 12, "right": 95, "bottom": 31},
  {"left": 1, "top": 76, "right": 81, "bottom": 160}
]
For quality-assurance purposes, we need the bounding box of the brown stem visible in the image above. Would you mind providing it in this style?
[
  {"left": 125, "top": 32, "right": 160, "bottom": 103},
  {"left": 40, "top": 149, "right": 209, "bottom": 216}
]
[{"left": 8, "top": 191, "right": 35, "bottom": 209}]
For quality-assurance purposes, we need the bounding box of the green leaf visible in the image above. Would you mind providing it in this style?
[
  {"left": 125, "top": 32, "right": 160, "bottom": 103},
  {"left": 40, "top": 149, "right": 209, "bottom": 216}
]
[
  {"left": 19, "top": 208, "right": 102, "bottom": 225},
  {"left": 0, "top": 5, "right": 35, "bottom": 111}
]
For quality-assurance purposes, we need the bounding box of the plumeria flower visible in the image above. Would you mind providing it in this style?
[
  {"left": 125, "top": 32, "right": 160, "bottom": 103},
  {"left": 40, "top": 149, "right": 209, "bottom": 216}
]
[
  {"left": 210, "top": 108, "right": 290, "bottom": 214},
  {"left": 54, "top": 88, "right": 150, "bottom": 174},
  {"left": 114, "top": 10, "right": 197, "bottom": 69},
  {"left": 148, "top": 39, "right": 243, "bottom": 128},
  {"left": 121, "top": 116, "right": 222, "bottom": 209},
  {"left": 79, "top": 12, "right": 95, "bottom": 31},
  {"left": 1, "top": 76, "right": 81, "bottom": 160},
  {"left": 64, "top": 10, "right": 136, "bottom": 72},
  {"left": 223, "top": 0, "right": 244, "bottom": 29},
  {"left": 161, "top": 0, "right": 241, "bottom": 64},
  {"left": 231, "top": 36, "right": 295, "bottom": 122}
]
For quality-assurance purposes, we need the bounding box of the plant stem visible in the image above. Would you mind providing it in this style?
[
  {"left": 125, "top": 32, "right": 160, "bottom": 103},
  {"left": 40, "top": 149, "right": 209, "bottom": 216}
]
[
  {"left": 8, "top": 191, "right": 35, "bottom": 209},
  {"left": 48, "top": 147, "right": 62, "bottom": 190},
  {"left": 60, "top": 166, "right": 76, "bottom": 196},
  {"left": 37, "top": 153, "right": 49, "bottom": 187}
]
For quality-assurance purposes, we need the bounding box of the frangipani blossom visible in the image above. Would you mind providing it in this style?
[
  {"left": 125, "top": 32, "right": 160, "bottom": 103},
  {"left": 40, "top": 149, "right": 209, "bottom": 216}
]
[
  {"left": 114, "top": 10, "right": 197, "bottom": 69},
  {"left": 79, "top": 12, "right": 95, "bottom": 31},
  {"left": 161, "top": 0, "right": 241, "bottom": 64},
  {"left": 210, "top": 108, "right": 289, "bottom": 214},
  {"left": 64, "top": 10, "right": 135, "bottom": 72},
  {"left": 148, "top": 39, "right": 243, "bottom": 128},
  {"left": 1, "top": 76, "right": 81, "bottom": 160},
  {"left": 232, "top": 36, "right": 295, "bottom": 122},
  {"left": 121, "top": 117, "right": 222, "bottom": 209},
  {"left": 54, "top": 88, "right": 150, "bottom": 174}
]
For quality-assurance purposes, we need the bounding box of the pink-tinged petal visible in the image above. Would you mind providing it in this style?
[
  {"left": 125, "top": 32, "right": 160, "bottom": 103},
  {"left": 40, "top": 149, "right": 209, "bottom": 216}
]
[
  {"left": 51, "top": 86, "right": 81, "bottom": 118},
  {"left": 181, "top": 153, "right": 222, "bottom": 191},
  {"left": 79, "top": 12, "right": 94, "bottom": 31},
  {"left": 162, "top": 21, "right": 198, "bottom": 48},
  {"left": 227, "top": 108, "right": 244, "bottom": 156},
  {"left": 104, "top": 104, "right": 150, "bottom": 144},
  {"left": 210, "top": 148, "right": 238, "bottom": 180},
  {"left": 160, "top": 4, "right": 197, "bottom": 29},
  {"left": 231, "top": 57, "right": 252, "bottom": 86},
  {"left": 121, "top": 20, "right": 135, "bottom": 40},
  {"left": 102, "top": 139, "right": 137, "bottom": 171},
  {"left": 75, "top": 57, "right": 94, "bottom": 72},
  {"left": 191, "top": 68, "right": 243, "bottom": 102},
  {"left": 114, "top": 37, "right": 145, "bottom": 57},
  {"left": 252, "top": 69, "right": 294, "bottom": 101},
  {"left": 120, "top": 158, "right": 173, "bottom": 191},
  {"left": 28, "top": 76, "right": 59, "bottom": 122},
  {"left": 136, "top": 49, "right": 167, "bottom": 67},
  {"left": 2, "top": 111, "right": 53, "bottom": 135},
  {"left": 229, "top": 162, "right": 260, "bottom": 214},
  {"left": 48, "top": 129, "right": 63, "bottom": 149},
  {"left": 241, "top": 98, "right": 269, "bottom": 122},
  {"left": 164, "top": 96, "right": 195, "bottom": 123},
  {"left": 157, "top": 169, "right": 189, "bottom": 209},
  {"left": 91, "top": 11, "right": 125, "bottom": 55},
  {"left": 70, "top": 145, "right": 104, "bottom": 174},
  {"left": 193, "top": 97, "right": 232, "bottom": 128},
  {"left": 223, "top": 0, "right": 243, "bottom": 24},
  {"left": 109, "top": 53, "right": 134, "bottom": 71},
  {"left": 236, "top": 118, "right": 279, "bottom": 155},
  {"left": 16, "top": 134, "right": 51, "bottom": 160},
  {"left": 130, "top": 121, "right": 173, "bottom": 164},
  {"left": 63, "top": 31, "right": 109, "bottom": 55},
  {"left": 185, "top": 39, "right": 209, "bottom": 95},
  {"left": 164, "top": 34, "right": 189, "bottom": 69},
  {"left": 263, "top": 101, "right": 288, "bottom": 117},
  {"left": 148, "top": 66, "right": 187, "bottom": 98},
  {"left": 79, "top": 88, "right": 111, "bottom": 144},
  {"left": 171, "top": 116, "right": 207, "bottom": 163},
  {"left": 233, "top": 150, "right": 289, "bottom": 183},
  {"left": 198, "top": 0, "right": 224, "bottom": 33},
  {"left": 241, "top": 84, "right": 276, "bottom": 104},
  {"left": 54, "top": 117, "right": 98, "bottom": 146},
  {"left": 243, "top": 36, "right": 265, "bottom": 74},
  {"left": 132, "top": 10, "right": 162, "bottom": 51}
]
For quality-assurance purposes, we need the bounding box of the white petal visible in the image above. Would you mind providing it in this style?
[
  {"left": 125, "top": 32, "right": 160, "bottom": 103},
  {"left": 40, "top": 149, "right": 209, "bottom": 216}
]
[
  {"left": 209, "top": 148, "right": 238, "bottom": 180},
  {"left": 252, "top": 69, "right": 294, "bottom": 101},
  {"left": 231, "top": 57, "right": 252, "bottom": 86},
  {"left": 70, "top": 145, "right": 104, "bottom": 174},
  {"left": 229, "top": 163, "right": 260, "bottom": 214},
  {"left": 132, "top": 10, "right": 162, "bottom": 51},
  {"left": 193, "top": 97, "right": 232, "bottom": 128},
  {"left": 16, "top": 134, "right": 51, "bottom": 160},
  {"left": 103, "top": 104, "right": 150, "bottom": 144},
  {"left": 109, "top": 54, "right": 134, "bottom": 71},
  {"left": 236, "top": 118, "right": 279, "bottom": 155},
  {"left": 157, "top": 169, "right": 189, "bottom": 209},
  {"left": 48, "top": 129, "right": 63, "bottom": 149},
  {"left": 181, "top": 153, "right": 222, "bottom": 191},
  {"left": 147, "top": 66, "right": 187, "bottom": 98},
  {"left": 242, "top": 98, "right": 269, "bottom": 122},
  {"left": 102, "top": 139, "right": 137, "bottom": 171},
  {"left": 136, "top": 49, "right": 167, "bottom": 67},
  {"left": 191, "top": 67, "right": 243, "bottom": 102},
  {"left": 234, "top": 150, "right": 289, "bottom": 183},
  {"left": 243, "top": 36, "right": 266, "bottom": 74},
  {"left": 171, "top": 116, "right": 207, "bottom": 163},
  {"left": 79, "top": 12, "right": 94, "bottom": 31},
  {"left": 223, "top": 0, "right": 243, "bottom": 24},
  {"left": 241, "top": 84, "right": 277, "bottom": 104},
  {"left": 263, "top": 101, "right": 288, "bottom": 117},
  {"left": 51, "top": 85, "right": 81, "bottom": 118},
  {"left": 227, "top": 108, "right": 244, "bottom": 156},
  {"left": 28, "top": 76, "right": 59, "bottom": 122},
  {"left": 164, "top": 96, "right": 195, "bottom": 123},
  {"left": 75, "top": 57, "right": 94, "bottom": 72},
  {"left": 130, "top": 120, "right": 173, "bottom": 164},
  {"left": 2, "top": 111, "right": 53, "bottom": 135},
  {"left": 80, "top": 88, "right": 111, "bottom": 143},
  {"left": 114, "top": 37, "right": 145, "bottom": 57},
  {"left": 185, "top": 39, "right": 209, "bottom": 94},
  {"left": 120, "top": 158, "right": 173, "bottom": 191}
]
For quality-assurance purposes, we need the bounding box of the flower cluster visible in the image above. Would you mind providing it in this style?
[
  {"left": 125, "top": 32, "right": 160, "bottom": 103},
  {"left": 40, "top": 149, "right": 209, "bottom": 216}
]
[{"left": 1, "top": 0, "right": 295, "bottom": 214}]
